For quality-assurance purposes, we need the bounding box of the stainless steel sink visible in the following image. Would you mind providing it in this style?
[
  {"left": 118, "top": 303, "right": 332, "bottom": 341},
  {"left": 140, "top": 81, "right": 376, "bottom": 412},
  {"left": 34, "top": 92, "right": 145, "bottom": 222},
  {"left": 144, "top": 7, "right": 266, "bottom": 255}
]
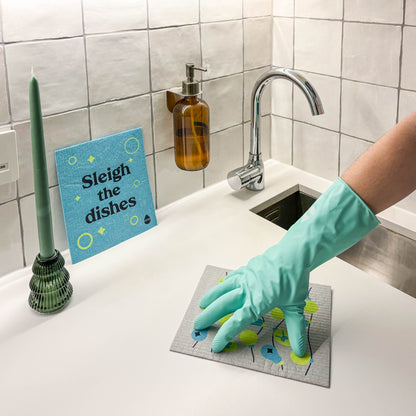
[{"left": 251, "top": 185, "right": 416, "bottom": 299}]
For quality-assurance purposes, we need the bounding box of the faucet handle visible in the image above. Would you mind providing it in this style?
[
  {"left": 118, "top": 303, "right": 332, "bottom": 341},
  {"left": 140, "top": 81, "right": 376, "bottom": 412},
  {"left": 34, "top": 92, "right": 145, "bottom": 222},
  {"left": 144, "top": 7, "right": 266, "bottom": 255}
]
[{"left": 227, "top": 161, "right": 264, "bottom": 191}]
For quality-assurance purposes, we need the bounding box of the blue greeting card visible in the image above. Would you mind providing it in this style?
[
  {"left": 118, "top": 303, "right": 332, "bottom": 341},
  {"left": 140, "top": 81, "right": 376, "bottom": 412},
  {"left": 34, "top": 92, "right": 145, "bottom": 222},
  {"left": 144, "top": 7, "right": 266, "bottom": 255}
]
[{"left": 55, "top": 128, "right": 157, "bottom": 263}]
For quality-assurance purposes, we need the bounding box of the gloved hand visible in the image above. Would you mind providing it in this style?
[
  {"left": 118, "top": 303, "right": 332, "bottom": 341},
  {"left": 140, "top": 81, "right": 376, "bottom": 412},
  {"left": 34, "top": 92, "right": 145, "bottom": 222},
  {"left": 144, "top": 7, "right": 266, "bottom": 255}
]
[{"left": 194, "top": 178, "right": 379, "bottom": 355}]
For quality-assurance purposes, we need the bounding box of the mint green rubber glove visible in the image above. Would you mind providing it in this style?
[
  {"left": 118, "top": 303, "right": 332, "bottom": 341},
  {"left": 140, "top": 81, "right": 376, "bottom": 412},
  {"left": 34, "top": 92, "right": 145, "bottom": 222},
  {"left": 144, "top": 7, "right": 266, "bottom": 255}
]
[{"left": 194, "top": 178, "right": 379, "bottom": 355}]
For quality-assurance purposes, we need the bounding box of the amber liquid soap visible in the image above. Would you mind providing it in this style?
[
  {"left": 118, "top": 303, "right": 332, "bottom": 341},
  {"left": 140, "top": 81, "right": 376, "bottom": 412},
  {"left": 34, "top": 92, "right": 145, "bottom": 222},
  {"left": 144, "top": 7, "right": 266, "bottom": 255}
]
[{"left": 173, "top": 95, "right": 210, "bottom": 171}]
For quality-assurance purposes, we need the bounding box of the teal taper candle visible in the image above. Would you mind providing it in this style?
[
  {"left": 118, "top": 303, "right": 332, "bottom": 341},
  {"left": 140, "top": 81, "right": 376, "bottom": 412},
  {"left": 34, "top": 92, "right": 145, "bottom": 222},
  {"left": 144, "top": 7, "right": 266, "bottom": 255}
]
[{"left": 29, "top": 74, "right": 55, "bottom": 260}]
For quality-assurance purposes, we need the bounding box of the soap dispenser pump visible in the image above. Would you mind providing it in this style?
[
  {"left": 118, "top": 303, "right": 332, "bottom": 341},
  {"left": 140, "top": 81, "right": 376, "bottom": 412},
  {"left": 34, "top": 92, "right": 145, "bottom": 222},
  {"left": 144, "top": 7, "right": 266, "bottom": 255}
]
[{"left": 173, "top": 63, "right": 210, "bottom": 171}]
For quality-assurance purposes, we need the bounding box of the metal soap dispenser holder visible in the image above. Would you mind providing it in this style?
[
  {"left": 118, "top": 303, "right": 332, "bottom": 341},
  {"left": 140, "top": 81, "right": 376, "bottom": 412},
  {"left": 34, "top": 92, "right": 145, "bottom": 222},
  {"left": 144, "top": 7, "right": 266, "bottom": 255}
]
[{"left": 167, "top": 63, "right": 210, "bottom": 171}]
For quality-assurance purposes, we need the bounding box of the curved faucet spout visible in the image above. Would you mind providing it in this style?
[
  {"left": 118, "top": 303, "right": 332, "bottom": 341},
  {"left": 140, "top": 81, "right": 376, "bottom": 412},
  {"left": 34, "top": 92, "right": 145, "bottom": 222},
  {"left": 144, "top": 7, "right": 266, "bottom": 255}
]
[{"left": 227, "top": 68, "right": 324, "bottom": 191}]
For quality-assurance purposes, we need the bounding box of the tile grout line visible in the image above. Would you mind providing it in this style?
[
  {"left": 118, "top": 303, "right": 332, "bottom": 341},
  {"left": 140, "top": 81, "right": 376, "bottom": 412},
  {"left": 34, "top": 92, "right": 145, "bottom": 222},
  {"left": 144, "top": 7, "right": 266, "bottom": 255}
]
[
  {"left": 338, "top": 0, "right": 346, "bottom": 177},
  {"left": 396, "top": 0, "right": 407, "bottom": 124},
  {"left": 80, "top": 0, "right": 92, "bottom": 142},
  {"left": 145, "top": 0, "right": 159, "bottom": 209}
]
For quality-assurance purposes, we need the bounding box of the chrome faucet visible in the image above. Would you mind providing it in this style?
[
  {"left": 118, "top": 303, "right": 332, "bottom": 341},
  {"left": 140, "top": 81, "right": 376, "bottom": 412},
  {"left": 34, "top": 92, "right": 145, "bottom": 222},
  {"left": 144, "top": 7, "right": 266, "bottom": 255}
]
[{"left": 227, "top": 68, "right": 324, "bottom": 191}]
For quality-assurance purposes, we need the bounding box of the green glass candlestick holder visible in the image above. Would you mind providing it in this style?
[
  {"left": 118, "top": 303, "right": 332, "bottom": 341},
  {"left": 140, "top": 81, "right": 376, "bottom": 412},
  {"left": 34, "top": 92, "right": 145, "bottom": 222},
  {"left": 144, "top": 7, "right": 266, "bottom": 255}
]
[{"left": 28, "top": 250, "right": 73, "bottom": 314}]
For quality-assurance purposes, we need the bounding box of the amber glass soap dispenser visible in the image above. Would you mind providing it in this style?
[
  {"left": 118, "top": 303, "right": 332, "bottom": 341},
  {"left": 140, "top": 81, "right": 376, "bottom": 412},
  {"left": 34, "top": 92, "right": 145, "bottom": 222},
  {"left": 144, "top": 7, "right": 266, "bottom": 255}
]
[{"left": 173, "top": 63, "right": 210, "bottom": 171}]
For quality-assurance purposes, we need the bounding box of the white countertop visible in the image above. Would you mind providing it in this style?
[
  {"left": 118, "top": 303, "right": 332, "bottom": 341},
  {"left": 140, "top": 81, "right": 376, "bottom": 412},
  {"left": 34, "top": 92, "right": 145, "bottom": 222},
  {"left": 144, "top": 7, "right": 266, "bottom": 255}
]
[{"left": 1, "top": 161, "right": 415, "bottom": 416}]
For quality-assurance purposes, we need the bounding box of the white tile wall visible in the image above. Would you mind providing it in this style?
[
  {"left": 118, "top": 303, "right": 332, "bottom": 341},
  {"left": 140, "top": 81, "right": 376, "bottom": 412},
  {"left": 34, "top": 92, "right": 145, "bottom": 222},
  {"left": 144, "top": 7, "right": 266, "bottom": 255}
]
[
  {"left": 201, "top": 21, "right": 243, "bottom": 79},
  {"left": 271, "top": 115, "right": 292, "bottom": 164},
  {"left": 86, "top": 32, "right": 150, "bottom": 104},
  {"left": 406, "top": 0, "right": 416, "bottom": 25},
  {"left": 341, "top": 80, "right": 398, "bottom": 141},
  {"left": 206, "top": 125, "right": 244, "bottom": 186},
  {"left": 401, "top": 27, "right": 416, "bottom": 91},
  {"left": 294, "top": 19, "right": 342, "bottom": 76},
  {"left": 0, "top": 47, "right": 9, "bottom": 124},
  {"left": 244, "top": 17, "right": 272, "bottom": 70},
  {"left": 399, "top": 90, "right": 416, "bottom": 120},
  {"left": 273, "top": 0, "right": 294, "bottom": 17},
  {"left": 201, "top": 0, "right": 243, "bottom": 22},
  {"left": 148, "top": 0, "right": 199, "bottom": 28},
  {"left": 342, "top": 23, "right": 401, "bottom": 87},
  {"left": 293, "top": 122, "right": 339, "bottom": 180},
  {"left": 273, "top": 18, "right": 293, "bottom": 68},
  {"left": 295, "top": 0, "right": 343, "bottom": 20},
  {"left": 155, "top": 148, "right": 203, "bottom": 207},
  {"left": 339, "top": 135, "right": 372, "bottom": 175},
  {"left": 6, "top": 38, "right": 88, "bottom": 121},
  {"left": 244, "top": 0, "right": 272, "bottom": 17},
  {"left": 83, "top": 0, "right": 147, "bottom": 34},
  {"left": 2, "top": 0, "right": 83, "bottom": 42},
  {"left": 15, "top": 109, "right": 90, "bottom": 197},
  {"left": 149, "top": 25, "right": 201, "bottom": 91},
  {"left": 271, "top": 0, "right": 416, "bottom": 220},
  {"left": 0, "top": 201, "right": 23, "bottom": 274},
  {"left": 203, "top": 74, "right": 243, "bottom": 133},
  {"left": 344, "top": 0, "right": 403, "bottom": 24},
  {"left": 90, "top": 95, "right": 153, "bottom": 155},
  {"left": 0, "top": 0, "right": 278, "bottom": 277},
  {"left": 293, "top": 71, "right": 340, "bottom": 131}
]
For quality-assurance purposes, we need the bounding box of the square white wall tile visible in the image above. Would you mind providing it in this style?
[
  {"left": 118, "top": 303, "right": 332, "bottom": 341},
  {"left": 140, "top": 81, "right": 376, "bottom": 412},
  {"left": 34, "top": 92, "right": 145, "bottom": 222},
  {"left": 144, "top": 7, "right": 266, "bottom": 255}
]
[
  {"left": 401, "top": 27, "right": 416, "bottom": 91},
  {"left": 271, "top": 80, "right": 292, "bottom": 118},
  {"left": 339, "top": 134, "right": 372, "bottom": 175},
  {"left": 273, "top": 0, "right": 294, "bottom": 17},
  {"left": 20, "top": 186, "right": 68, "bottom": 264},
  {"left": 16, "top": 109, "right": 90, "bottom": 197},
  {"left": 90, "top": 95, "right": 153, "bottom": 155},
  {"left": 341, "top": 80, "right": 398, "bottom": 142},
  {"left": 342, "top": 23, "right": 401, "bottom": 87},
  {"left": 0, "top": 201, "right": 23, "bottom": 276},
  {"left": 293, "top": 71, "right": 340, "bottom": 131},
  {"left": 2, "top": 0, "right": 83, "bottom": 42},
  {"left": 244, "top": 17, "right": 272, "bottom": 70},
  {"left": 271, "top": 115, "right": 292, "bottom": 164},
  {"left": 201, "top": 21, "right": 243, "bottom": 79},
  {"left": 244, "top": 67, "right": 271, "bottom": 122},
  {"left": 0, "top": 182, "right": 16, "bottom": 204},
  {"left": 86, "top": 32, "right": 150, "bottom": 105},
  {"left": 155, "top": 148, "right": 203, "bottom": 207},
  {"left": 203, "top": 74, "right": 243, "bottom": 133},
  {"left": 293, "top": 122, "right": 339, "bottom": 180},
  {"left": 152, "top": 91, "right": 173, "bottom": 152},
  {"left": 148, "top": 0, "right": 199, "bottom": 28},
  {"left": 200, "top": 0, "right": 242, "bottom": 22},
  {"left": 295, "top": 0, "right": 343, "bottom": 19},
  {"left": 406, "top": 0, "right": 416, "bottom": 25},
  {"left": 273, "top": 17, "right": 293, "bottom": 68},
  {"left": 244, "top": 115, "right": 271, "bottom": 159},
  {"left": 344, "top": 0, "right": 403, "bottom": 24},
  {"left": 0, "top": 47, "right": 10, "bottom": 124},
  {"left": 399, "top": 90, "right": 416, "bottom": 121},
  {"left": 244, "top": 0, "right": 272, "bottom": 17},
  {"left": 83, "top": 0, "right": 147, "bottom": 34},
  {"left": 150, "top": 26, "right": 201, "bottom": 91},
  {"left": 294, "top": 19, "right": 342, "bottom": 77},
  {"left": 206, "top": 125, "right": 244, "bottom": 186},
  {"left": 6, "top": 38, "right": 88, "bottom": 121}
]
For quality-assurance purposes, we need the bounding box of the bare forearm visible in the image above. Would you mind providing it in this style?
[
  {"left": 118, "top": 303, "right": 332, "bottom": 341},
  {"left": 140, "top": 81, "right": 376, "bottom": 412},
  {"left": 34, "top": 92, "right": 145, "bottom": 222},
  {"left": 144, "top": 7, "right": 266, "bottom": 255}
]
[{"left": 342, "top": 111, "right": 416, "bottom": 214}]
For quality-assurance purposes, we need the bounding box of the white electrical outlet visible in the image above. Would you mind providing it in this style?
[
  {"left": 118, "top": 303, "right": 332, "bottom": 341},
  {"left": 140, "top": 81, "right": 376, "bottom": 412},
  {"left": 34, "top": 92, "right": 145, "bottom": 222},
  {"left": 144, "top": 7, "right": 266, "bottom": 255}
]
[{"left": 0, "top": 130, "right": 19, "bottom": 186}]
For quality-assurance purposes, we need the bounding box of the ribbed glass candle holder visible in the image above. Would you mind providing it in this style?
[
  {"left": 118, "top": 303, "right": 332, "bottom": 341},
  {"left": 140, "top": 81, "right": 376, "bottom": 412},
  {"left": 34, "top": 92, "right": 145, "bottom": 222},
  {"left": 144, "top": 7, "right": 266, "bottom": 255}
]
[{"left": 28, "top": 250, "right": 73, "bottom": 314}]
